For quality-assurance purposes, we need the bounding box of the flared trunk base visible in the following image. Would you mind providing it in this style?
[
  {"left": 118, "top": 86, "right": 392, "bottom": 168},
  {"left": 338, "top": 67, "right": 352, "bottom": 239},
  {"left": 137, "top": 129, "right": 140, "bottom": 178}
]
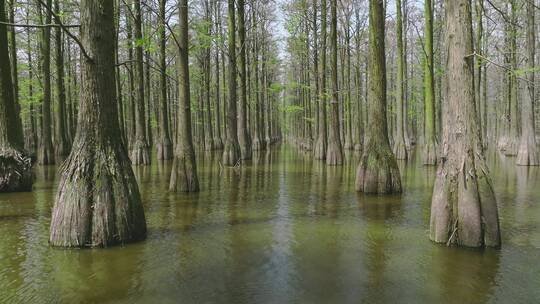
[{"left": 356, "top": 144, "right": 402, "bottom": 194}]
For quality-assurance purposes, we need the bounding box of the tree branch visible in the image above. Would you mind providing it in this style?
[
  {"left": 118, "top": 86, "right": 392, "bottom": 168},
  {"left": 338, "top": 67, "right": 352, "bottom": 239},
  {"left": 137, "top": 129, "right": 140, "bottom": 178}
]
[{"left": 0, "top": 21, "right": 80, "bottom": 28}]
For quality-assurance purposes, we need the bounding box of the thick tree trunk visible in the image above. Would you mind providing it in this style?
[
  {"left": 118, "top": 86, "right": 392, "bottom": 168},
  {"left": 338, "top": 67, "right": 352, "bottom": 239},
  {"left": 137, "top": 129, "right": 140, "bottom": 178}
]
[
  {"left": 355, "top": 0, "right": 401, "bottom": 194},
  {"left": 130, "top": 0, "right": 150, "bottom": 165},
  {"left": 423, "top": 0, "right": 437, "bottom": 165},
  {"left": 169, "top": 0, "right": 199, "bottom": 192},
  {"left": 49, "top": 0, "right": 147, "bottom": 247},
  {"left": 429, "top": 0, "right": 500, "bottom": 248},
  {"left": 156, "top": 0, "right": 173, "bottom": 160},
  {"left": 314, "top": 0, "right": 327, "bottom": 160},
  {"left": 393, "top": 0, "right": 408, "bottom": 160},
  {"left": 0, "top": 0, "right": 32, "bottom": 192},
  {"left": 223, "top": 0, "right": 241, "bottom": 166},
  {"left": 516, "top": 0, "right": 538, "bottom": 166},
  {"left": 325, "top": 0, "right": 343, "bottom": 165},
  {"left": 37, "top": 0, "right": 55, "bottom": 165}
]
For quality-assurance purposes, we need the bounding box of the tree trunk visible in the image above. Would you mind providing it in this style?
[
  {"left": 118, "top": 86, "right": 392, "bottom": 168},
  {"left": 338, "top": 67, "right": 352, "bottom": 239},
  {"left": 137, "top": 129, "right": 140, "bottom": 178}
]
[
  {"left": 236, "top": 0, "right": 251, "bottom": 159},
  {"left": 223, "top": 0, "right": 241, "bottom": 166},
  {"left": 156, "top": 0, "right": 173, "bottom": 160},
  {"left": 325, "top": 0, "right": 343, "bottom": 165},
  {"left": 314, "top": 0, "right": 327, "bottom": 160},
  {"left": 49, "top": 0, "right": 147, "bottom": 247},
  {"left": 0, "top": 0, "right": 32, "bottom": 192},
  {"left": 130, "top": 0, "right": 150, "bottom": 165},
  {"left": 423, "top": 0, "right": 437, "bottom": 165},
  {"left": 37, "top": 0, "right": 55, "bottom": 165},
  {"left": 169, "top": 0, "right": 200, "bottom": 192},
  {"left": 393, "top": 0, "right": 408, "bottom": 160},
  {"left": 355, "top": 0, "right": 401, "bottom": 194},
  {"left": 516, "top": 0, "right": 538, "bottom": 165},
  {"left": 429, "top": 0, "right": 500, "bottom": 248}
]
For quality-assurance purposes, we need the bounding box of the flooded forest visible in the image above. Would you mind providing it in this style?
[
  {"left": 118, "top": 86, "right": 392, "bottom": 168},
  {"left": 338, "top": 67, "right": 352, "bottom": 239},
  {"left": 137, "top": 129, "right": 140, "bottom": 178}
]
[{"left": 0, "top": 0, "right": 539, "bottom": 302}]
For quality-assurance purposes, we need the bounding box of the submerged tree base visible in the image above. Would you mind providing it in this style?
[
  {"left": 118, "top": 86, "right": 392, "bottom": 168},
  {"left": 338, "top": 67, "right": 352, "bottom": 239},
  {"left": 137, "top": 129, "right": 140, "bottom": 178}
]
[
  {"left": 130, "top": 140, "right": 151, "bottom": 165},
  {"left": 50, "top": 146, "right": 147, "bottom": 248},
  {"left": 516, "top": 136, "right": 539, "bottom": 166},
  {"left": 169, "top": 149, "right": 199, "bottom": 192},
  {"left": 37, "top": 145, "right": 55, "bottom": 165},
  {"left": 213, "top": 137, "right": 224, "bottom": 150},
  {"left": 356, "top": 144, "right": 402, "bottom": 194},
  {"left": 430, "top": 154, "right": 501, "bottom": 248},
  {"left": 223, "top": 140, "right": 241, "bottom": 166},
  {"left": 313, "top": 137, "right": 326, "bottom": 160},
  {"left": 156, "top": 139, "right": 173, "bottom": 160},
  {"left": 252, "top": 136, "right": 264, "bottom": 151},
  {"left": 326, "top": 143, "right": 343, "bottom": 165},
  {"left": 0, "top": 148, "right": 32, "bottom": 192}
]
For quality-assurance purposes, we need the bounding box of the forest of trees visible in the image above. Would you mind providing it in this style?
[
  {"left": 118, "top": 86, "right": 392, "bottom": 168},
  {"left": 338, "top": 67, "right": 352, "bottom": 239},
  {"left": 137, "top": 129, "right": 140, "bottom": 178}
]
[{"left": 1, "top": 0, "right": 539, "bottom": 249}]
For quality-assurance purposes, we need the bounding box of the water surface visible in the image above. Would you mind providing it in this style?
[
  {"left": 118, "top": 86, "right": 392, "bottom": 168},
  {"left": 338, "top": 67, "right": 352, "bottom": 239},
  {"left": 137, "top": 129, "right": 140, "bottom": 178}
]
[{"left": 0, "top": 146, "right": 539, "bottom": 303}]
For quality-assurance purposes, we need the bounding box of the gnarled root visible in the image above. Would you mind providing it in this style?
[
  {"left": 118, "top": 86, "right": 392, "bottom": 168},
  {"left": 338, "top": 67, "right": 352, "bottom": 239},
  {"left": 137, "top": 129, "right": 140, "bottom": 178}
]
[
  {"left": 429, "top": 156, "right": 501, "bottom": 248},
  {"left": 0, "top": 147, "right": 33, "bottom": 192},
  {"left": 49, "top": 146, "right": 147, "bottom": 247},
  {"left": 355, "top": 145, "right": 402, "bottom": 194},
  {"left": 130, "top": 139, "right": 150, "bottom": 165}
]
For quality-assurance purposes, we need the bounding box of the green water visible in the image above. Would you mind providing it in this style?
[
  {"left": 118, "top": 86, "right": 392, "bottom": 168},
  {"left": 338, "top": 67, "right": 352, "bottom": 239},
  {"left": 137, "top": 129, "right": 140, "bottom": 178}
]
[{"left": 0, "top": 145, "right": 539, "bottom": 303}]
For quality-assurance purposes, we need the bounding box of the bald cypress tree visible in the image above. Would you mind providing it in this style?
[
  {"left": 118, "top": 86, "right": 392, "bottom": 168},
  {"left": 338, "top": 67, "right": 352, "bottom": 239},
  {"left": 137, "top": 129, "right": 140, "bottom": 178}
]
[
  {"left": 223, "top": 0, "right": 241, "bottom": 166},
  {"left": 355, "top": 0, "right": 401, "bottom": 194},
  {"left": 49, "top": 0, "right": 147, "bottom": 247},
  {"left": 169, "top": 0, "right": 200, "bottom": 192},
  {"left": 429, "top": 0, "right": 500, "bottom": 248},
  {"left": 0, "top": 0, "right": 32, "bottom": 192}
]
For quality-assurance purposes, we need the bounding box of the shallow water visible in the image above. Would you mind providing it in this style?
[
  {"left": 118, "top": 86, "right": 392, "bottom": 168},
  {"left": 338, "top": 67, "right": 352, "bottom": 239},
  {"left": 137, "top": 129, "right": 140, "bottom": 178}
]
[{"left": 0, "top": 145, "right": 539, "bottom": 303}]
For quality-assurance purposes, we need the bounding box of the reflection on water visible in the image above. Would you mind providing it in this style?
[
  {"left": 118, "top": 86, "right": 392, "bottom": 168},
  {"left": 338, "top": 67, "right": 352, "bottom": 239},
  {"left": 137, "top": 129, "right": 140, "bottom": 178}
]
[{"left": 0, "top": 145, "right": 539, "bottom": 303}]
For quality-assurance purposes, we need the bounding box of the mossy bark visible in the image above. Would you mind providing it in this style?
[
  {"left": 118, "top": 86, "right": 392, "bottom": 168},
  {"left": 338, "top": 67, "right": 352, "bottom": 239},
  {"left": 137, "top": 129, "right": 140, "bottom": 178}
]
[
  {"left": 49, "top": 0, "right": 146, "bottom": 247},
  {"left": 356, "top": 0, "right": 402, "bottom": 194},
  {"left": 430, "top": 0, "right": 500, "bottom": 248},
  {"left": 170, "top": 0, "right": 199, "bottom": 192}
]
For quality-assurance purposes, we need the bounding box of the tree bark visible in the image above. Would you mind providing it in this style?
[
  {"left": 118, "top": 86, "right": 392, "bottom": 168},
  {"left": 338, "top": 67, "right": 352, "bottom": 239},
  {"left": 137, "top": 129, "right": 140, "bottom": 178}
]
[
  {"left": 355, "top": 0, "right": 401, "bottom": 194},
  {"left": 49, "top": 0, "right": 147, "bottom": 247},
  {"left": 429, "top": 0, "right": 500, "bottom": 248},
  {"left": 237, "top": 0, "right": 251, "bottom": 159}
]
